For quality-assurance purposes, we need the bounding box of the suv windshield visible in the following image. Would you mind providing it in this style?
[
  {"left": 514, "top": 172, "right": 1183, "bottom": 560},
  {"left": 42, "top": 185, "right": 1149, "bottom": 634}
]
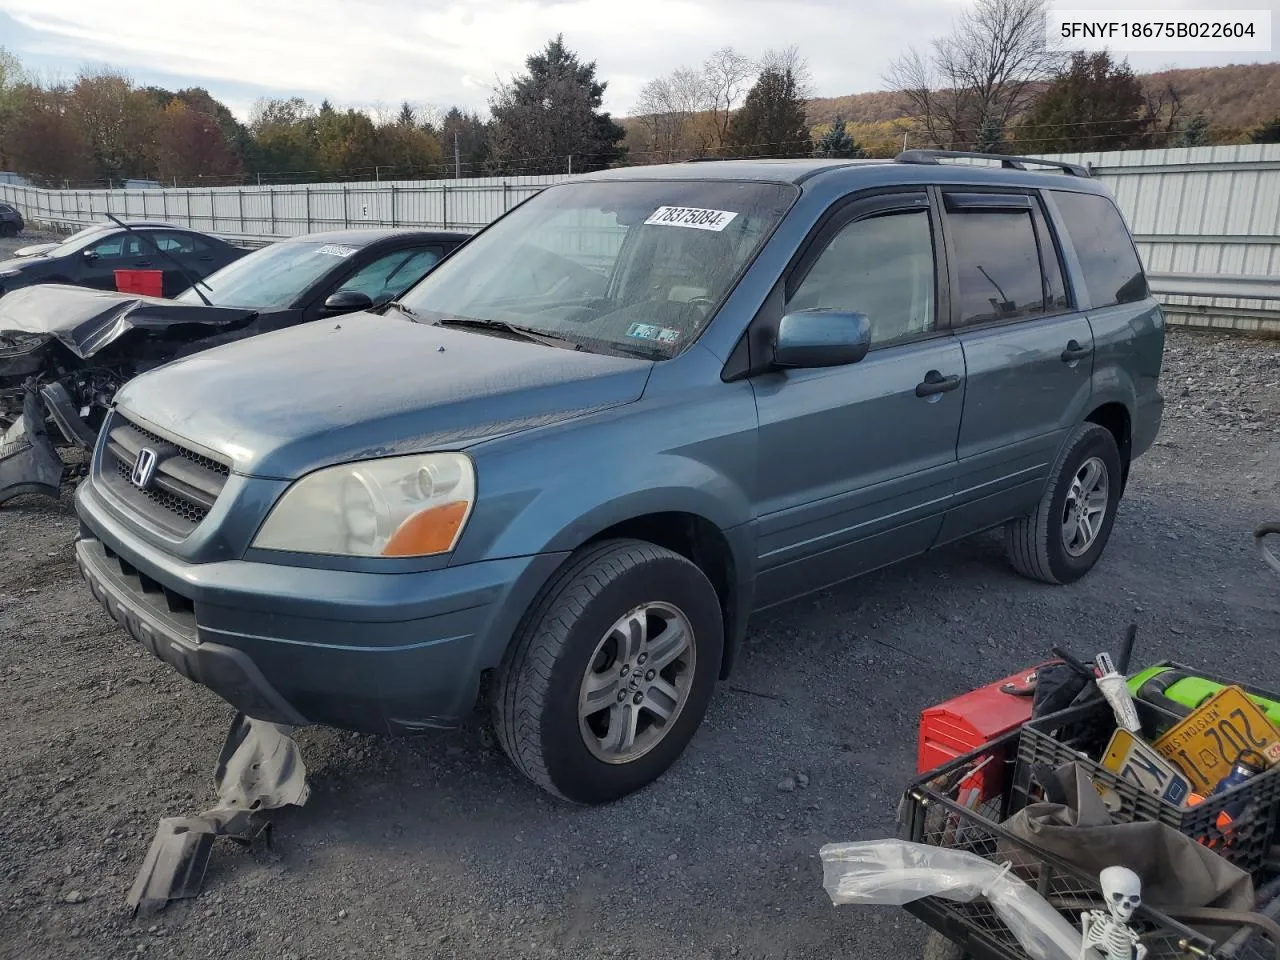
[
  {"left": 397, "top": 179, "right": 796, "bottom": 358},
  {"left": 176, "top": 240, "right": 358, "bottom": 309}
]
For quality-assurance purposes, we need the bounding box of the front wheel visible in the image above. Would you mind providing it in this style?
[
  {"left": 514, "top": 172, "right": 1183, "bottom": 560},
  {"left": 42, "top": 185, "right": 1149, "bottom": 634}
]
[
  {"left": 493, "top": 539, "right": 723, "bottom": 804},
  {"left": 1005, "top": 422, "right": 1123, "bottom": 584}
]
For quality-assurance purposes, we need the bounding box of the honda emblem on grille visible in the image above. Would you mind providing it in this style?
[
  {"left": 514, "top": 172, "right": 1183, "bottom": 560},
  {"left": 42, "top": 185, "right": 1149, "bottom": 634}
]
[{"left": 131, "top": 447, "right": 159, "bottom": 490}]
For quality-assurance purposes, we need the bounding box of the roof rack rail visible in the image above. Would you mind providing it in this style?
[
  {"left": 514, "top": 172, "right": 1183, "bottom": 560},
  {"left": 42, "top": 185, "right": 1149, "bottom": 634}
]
[{"left": 895, "top": 149, "right": 1092, "bottom": 178}]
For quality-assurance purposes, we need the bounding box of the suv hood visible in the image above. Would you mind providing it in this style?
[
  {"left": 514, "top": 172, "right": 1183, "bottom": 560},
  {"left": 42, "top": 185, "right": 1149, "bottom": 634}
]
[{"left": 113, "top": 312, "right": 653, "bottom": 479}]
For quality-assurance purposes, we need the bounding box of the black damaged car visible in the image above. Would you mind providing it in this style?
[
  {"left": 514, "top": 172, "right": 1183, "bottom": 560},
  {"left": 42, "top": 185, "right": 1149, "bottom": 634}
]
[
  {"left": 0, "top": 227, "right": 468, "bottom": 504},
  {"left": 0, "top": 223, "right": 243, "bottom": 298}
]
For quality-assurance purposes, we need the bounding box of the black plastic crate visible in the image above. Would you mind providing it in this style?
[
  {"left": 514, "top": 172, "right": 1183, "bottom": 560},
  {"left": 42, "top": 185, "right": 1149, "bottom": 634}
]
[
  {"left": 1014, "top": 694, "right": 1280, "bottom": 876},
  {"left": 901, "top": 732, "right": 1277, "bottom": 960}
]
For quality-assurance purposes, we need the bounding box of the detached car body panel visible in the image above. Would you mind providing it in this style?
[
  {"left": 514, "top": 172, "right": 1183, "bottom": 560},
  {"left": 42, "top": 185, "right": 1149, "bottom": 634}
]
[{"left": 75, "top": 157, "right": 1164, "bottom": 784}]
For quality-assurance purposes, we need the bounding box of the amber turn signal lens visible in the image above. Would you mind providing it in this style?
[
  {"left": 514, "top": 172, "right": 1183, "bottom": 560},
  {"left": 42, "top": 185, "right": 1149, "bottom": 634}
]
[{"left": 381, "top": 501, "right": 470, "bottom": 557}]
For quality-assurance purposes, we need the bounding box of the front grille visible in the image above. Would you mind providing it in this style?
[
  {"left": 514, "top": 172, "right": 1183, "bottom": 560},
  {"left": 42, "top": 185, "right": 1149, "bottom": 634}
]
[
  {"left": 122, "top": 420, "right": 230, "bottom": 480},
  {"left": 99, "top": 412, "right": 231, "bottom": 537}
]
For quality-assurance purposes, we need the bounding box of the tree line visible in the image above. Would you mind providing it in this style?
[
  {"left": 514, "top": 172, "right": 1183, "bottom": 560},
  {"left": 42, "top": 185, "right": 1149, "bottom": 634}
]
[
  {"left": 0, "top": 37, "right": 626, "bottom": 187},
  {"left": 4, "top": 5, "right": 1280, "bottom": 189}
]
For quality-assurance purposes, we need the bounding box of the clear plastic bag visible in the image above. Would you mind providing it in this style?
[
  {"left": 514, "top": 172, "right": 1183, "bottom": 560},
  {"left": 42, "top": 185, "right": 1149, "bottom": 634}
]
[{"left": 819, "top": 840, "right": 1082, "bottom": 960}]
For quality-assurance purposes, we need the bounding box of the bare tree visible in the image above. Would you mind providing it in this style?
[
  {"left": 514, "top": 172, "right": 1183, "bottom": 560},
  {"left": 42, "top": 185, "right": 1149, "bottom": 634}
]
[
  {"left": 760, "top": 45, "right": 814, "bottom": 100},
  {"left": 703, "top": 47, "right": 753, "bottom": 146},
  {"left": 1141, "top": 81, "right": 1183, "bottom": 146},
  {"left": 886, "top": 0, "right": 1061, "bottom": 150},
  {"left": 635, "top": 66, "right": 713, "bottom": 160}
]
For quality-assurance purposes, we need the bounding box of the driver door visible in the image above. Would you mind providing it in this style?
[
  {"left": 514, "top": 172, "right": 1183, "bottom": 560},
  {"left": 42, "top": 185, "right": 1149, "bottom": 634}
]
[
  {"left": 77, "top": 232, "right": 143, "bottom": 290},
  {"left": 750, "top": 191, "right": 966, "bottom": 607}
]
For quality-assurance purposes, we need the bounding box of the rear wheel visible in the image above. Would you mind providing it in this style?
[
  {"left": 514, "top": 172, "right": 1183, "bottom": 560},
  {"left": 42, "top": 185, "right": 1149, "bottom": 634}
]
[
  {"left": 0, "top": 223, "right": 15, "bottom": 238},
  {"left": 1006, "top": 422, "right": 1123, "bottom": 584},
  {"left": 493, "top": 539, "right": 723, "bottom": 804}
]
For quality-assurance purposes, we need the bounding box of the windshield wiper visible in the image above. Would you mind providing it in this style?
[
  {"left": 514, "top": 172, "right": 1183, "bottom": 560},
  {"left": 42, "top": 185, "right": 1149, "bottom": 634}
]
[
  {"left": 104, "top": 213, "right": 214, "bottom": 306},
  {"left": 435, "top": 316, "right": 583, "bottom": 351}
]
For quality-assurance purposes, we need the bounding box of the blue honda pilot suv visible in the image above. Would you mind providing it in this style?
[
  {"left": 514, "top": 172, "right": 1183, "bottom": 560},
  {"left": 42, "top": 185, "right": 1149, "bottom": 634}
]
[{"left": 75, "top": 153, "right": 1164, "bottom": 803}]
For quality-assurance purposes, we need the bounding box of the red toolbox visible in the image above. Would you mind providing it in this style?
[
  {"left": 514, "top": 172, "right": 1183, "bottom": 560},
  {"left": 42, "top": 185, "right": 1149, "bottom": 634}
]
[
  {"left": 114, "top": 269, "right": 164, "bottom": 297},
  {"left": 917, "top": 662, "right": 1051, "bottom": 799}
]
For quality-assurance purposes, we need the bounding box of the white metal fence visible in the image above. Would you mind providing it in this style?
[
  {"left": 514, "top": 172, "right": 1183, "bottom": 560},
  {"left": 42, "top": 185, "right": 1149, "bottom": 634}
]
[
  {"left": 0, "top": 174, "right": 572, "bottom": 244},
  {"left": 1041, "top": 144, "right": 1280, "bottom": 336},
  {"left": 4, "top": 146, "right": 1279, "bottom": 334}
]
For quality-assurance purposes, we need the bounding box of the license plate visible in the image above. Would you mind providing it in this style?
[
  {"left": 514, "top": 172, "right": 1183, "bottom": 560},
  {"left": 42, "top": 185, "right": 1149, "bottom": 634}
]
[
  {"left": 1152, "top": 685, "right": 1280, "bottom": 794},
  {"left": 1101, "top": 728, "right": 1193, "bottom": 806}
]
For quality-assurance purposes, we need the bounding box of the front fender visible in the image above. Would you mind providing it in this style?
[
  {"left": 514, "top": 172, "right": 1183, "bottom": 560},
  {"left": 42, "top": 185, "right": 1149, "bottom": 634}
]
[{"left": 452, "top": 364, "right": 759, "bottom": 571}]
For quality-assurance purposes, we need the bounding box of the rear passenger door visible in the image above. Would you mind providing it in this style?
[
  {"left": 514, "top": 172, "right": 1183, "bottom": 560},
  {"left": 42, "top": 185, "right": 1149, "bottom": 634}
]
[
  {"left": 936, "top": 189, "right": 1094, "bottom": 544},
  {"left": 141, "top": 231, "right": 203, "bottom": 296},
  {"left": 751, "top": 192, "right": 966, "bottom": 607}
]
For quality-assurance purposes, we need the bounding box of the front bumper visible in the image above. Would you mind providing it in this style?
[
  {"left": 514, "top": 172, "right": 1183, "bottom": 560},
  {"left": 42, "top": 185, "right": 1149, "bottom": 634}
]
[{"left": 76, "top": 478, "right": 567, "bottom": 733}]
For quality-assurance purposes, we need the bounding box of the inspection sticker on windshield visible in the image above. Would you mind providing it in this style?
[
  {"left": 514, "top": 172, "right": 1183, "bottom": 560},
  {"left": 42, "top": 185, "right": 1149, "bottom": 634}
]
[
  {"left": 627, "top": 322, "right": 681, "bottom": 344},
  {"left": 644, "top": 206, "right": 738, "bottom": 232},
  {"left": 316, "top": 243, "right": 358, "bottom": 257}
]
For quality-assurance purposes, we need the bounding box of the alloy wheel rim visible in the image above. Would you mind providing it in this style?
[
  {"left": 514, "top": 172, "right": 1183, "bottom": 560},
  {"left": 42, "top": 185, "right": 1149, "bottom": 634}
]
[
  {"left": 1062, "top": 456, "right": 1109, "bottom": 557},
  {"left": 578, "top": 602, "right": 696, "bottom": 764}
]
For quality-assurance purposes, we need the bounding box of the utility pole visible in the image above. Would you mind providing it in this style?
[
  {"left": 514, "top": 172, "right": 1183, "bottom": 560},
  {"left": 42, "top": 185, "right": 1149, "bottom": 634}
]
[
  {"left": 454, "top": 132, "right": 461, "bottom": 180},
  {"left": 568, "top": 154, "right": 573, "bottom": 175}
]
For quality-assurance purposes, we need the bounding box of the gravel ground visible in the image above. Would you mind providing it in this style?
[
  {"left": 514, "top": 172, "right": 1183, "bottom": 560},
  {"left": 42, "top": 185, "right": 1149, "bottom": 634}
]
[{"left": 1, "top": 231, "right": 1279, "bottom": 960}]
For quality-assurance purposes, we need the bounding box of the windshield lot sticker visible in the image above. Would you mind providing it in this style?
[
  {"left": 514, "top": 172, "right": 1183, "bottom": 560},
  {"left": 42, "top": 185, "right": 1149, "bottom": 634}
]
[
  {"left": 644, "top": 206, "right": 739, "bottom": 232},
  {"left": 627, "top": 323, "right": 681, "bottom": 344},
  {"left": 316, "top": 244, "right": 358, "bottom": 257}
]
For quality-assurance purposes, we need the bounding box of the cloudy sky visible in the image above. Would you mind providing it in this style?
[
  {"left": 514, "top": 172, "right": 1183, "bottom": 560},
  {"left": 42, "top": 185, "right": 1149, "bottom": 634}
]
[{"left": 1, "top": 0, "right": 1276, "bottom": 120}]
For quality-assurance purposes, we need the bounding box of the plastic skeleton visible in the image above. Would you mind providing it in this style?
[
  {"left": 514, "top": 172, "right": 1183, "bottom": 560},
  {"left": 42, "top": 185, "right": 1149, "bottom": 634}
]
[{"left": 1079, "top": 866, "right": 1146, "bottom": 960}]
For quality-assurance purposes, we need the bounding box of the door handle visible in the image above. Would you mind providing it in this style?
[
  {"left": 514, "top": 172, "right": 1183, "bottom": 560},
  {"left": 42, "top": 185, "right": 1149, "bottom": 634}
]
[
  {"left": 915, "top": 370, "right": 962, "bottom": 398},
  {"left": 133, "top": 260, "right": 153, "bottom": 267},
  {"left": 1061, "top": 339, "right": 1092, "bottom": 363}
]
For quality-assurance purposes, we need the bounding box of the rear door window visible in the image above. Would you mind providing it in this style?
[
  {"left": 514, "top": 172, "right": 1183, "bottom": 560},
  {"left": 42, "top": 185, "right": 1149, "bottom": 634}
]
[
  {"left": 149, "top": 231, "right": 199, "bottom": 254},
  {"left": 949, "top": 210, "right": 1046, "bottom": 326},
  {"left": 1051, "top": 191, "right": 1148, "bottom": 307}
]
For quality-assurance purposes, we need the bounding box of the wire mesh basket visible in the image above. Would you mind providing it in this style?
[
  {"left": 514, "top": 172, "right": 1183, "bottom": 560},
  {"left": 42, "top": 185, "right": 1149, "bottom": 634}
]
[{"left": 900, "top": 732, "right": 1280, "bottom": 960}]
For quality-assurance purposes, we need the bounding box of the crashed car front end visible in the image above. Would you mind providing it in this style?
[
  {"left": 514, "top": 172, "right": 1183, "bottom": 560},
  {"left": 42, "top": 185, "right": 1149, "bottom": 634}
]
[{"left": 0, "top": 284, "right": 258, "bottom": 504}]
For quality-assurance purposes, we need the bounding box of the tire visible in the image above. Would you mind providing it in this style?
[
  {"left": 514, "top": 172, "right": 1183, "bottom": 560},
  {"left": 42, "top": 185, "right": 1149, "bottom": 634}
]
[
  {"left": 923, "top": 932, "right": 969, "bottom": 960},
  {"left": 493, "top": 538, "right": 724, "bottom": 804},
  {"left": 1006, "top": 422, "right": 1123, "bottom": 585},
  {"left": 0, "top": 223, "right": 14, "bottom": 238}
]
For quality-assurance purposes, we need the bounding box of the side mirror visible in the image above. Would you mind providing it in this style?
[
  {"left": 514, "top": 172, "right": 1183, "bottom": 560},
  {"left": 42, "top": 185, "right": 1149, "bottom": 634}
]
[
  {"left": 772, "top": 310, "right": 872, "bottom": 369},
  {"left": 322, "top": 289, "right": 374, "bottom": 313},
  {"left": 82, "top": 250, "right": 99, "bottom": 262}
]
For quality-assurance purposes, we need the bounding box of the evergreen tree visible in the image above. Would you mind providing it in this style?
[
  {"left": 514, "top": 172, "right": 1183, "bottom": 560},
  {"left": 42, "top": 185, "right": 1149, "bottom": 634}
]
[
  {"left": 1019, "top": 51, "right": 1148, "bottom": 153},
  {"left": 397, "top": 101, "right": 416, "bottom": 128},
  {"left": 813, "top": 118, "right": 865, "bottom": 158},
  {"left": 1251, "top": 116, "right": 1280, "bottom": 143},
  {"left": 976, "top": 113, "right": 1006, "bottom": 152},
  {"left": 726, "top": 66, "right": 810, "bottom": 158},
  {"left": 438, "top": 107, "right": 491, "bottom": 177},
  {"left": 1175, "top": 113, "right": 1211, "bottom": 147},
  {"left": 489, "top": 35, "right": 626, "bottom": 174}
]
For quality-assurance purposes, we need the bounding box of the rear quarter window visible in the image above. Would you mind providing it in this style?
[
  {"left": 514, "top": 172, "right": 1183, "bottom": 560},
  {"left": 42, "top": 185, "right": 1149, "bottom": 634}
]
[{"left": 1051, "top": 191, "right": 1148, "bottom": 308}]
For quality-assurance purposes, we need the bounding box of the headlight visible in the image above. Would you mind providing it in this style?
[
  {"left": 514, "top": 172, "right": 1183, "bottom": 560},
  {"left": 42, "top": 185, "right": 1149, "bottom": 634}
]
[{"left": 252, "top": 453, "right": 475, "bottom": 557}]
